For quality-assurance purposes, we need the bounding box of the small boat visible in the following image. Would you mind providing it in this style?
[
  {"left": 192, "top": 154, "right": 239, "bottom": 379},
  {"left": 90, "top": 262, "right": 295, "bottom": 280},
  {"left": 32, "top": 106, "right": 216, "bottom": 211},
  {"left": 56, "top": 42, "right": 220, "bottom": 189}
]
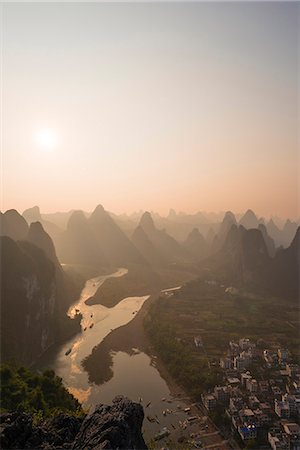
[
  {"left": 162, "top": 410, "right": 166, "bottom": 416},
  {"left": 184, "top": 407, "right": 191, "bottom": 413},
  {"left": 83, "top": 327, "right": 87, "bottom": 331},
  {"left": 146, "top": 415, "right": 156, "bottom": 423},
  {"left": 154, "top": 427, "right": 170, "bottom": 441},
  {"left": 171, "top": 424, "right": 176, "bottom": 430},
  {"left": 89, "top": 323, "right": 94, "bottom": 329},
  {"left": 146, "top": 401, "right": 151, "bottom": 408},
  {"left": 161, "top": 397, "right": 166, "bottom": 402},
  {"left": 139, "top": 397, "right": 143, "bottom": 403},
  {"left": 65, "top": 348, "right": 71, "bottom": 356},
  {"left": 187, "top": 416, "right": 198, "bottom": 422}
]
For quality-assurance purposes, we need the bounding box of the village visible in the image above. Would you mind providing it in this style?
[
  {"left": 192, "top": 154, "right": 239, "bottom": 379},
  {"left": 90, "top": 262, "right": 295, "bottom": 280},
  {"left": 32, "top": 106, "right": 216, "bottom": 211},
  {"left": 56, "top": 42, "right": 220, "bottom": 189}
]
[{"left": 200, "top": 337, "right": 300, "bottom": 449}]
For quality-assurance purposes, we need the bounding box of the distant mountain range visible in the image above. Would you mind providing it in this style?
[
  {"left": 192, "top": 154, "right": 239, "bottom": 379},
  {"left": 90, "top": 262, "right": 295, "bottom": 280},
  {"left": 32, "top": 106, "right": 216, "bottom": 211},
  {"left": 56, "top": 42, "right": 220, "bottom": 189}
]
[
  {"left": 202, "top": 223, "right": 300, "bottom": 299},
  {"left": 55, "top": 205, "right": 145, "bottom": 268},
  {"left": 2, "top": 205, "right": 297, "bottom": 272},
  {"left": 134, "top": 212, "right": 188, "bottom": 264},
  {"left": 20, "top": 206, "right": 299, "bottom": 249},
  {"left": 1, "top": 205, "right": 299, "bottom": 367}
]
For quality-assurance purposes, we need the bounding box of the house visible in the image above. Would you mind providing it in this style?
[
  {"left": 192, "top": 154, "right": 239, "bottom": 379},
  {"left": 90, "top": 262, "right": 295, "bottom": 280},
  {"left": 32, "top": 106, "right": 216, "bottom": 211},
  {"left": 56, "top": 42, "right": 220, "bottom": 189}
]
[
  {"left": 229, "top": 341, "right": 240, "bottom": 356},
  {"left": 288, "top": 380, "right": 300, "bottom": 395},
  {"left": 268, "top": 429, "right": 289, "bottom": 450},
  {"left": 206, "top": 280, "right": 217, "bottom": 286},
  {"left": 239, "top": 338, "right": 255, "bottom": 351},
  {"left": 227, "top": 377, "right": 240, "bottom": 386},
  {"left": 282, "top": 394, "right": 300, "bottom": 416},
  {"left": 293, "top": 380, "right": 300, "bottom": 392},
  {"left": 248, "top": 396, "right": 260, "bottom": 409},
  {"left": 238, "top": 424, "right": 257, "bottom": 441},
  {"left": 229, "top": 397, "right": 244, "bottom": 413},
  {"left": 234, "top": 354, "right": 250, "bottom": 371},
  {"left": 202, "top": 394, "right": 217, "bottom": 411},
  {"left": 225, "top": 286, "right": 239, "bottom": 295},
  {"left": 275, "top": 399, "right": 290, "bottom": 419},
  {"left": 264, "top": 349, "right": 274, "bottom": 367},
  {"left": 220, "top": 357, "right": 232, "bottom": 369},
  {"left": 194, "top": 336, "right": 203, "bottom": 348},
  {"left": 286, "top": 364, "right": 300, "bottom": 378},
  {"left": 278, "top": 349, "right": 289, "bottom": 366},
  {"left": 241, "top": 372, "right": 252, "bottom": 387},
  {"left": 214, "top": 386, "right": 230, "bottom": 404},
  {"left": 283, "top": 423, "right": 300, "bottom": 450},
  {"left": 253, "top": 408, "right": 271, "bottom": 426},
  {"left": 283, "top": 422, "right": 300, "bottom": 438},
  {"left": 239, "top": 408, "right": 256, "bottom": 424},
  {"left": 259, "top": 380, "right": 269, "bottom": 394},
  {"left": 272, "top": 386, "right": 283, "bottom": 400},
  {"left": 246, "top": 378, "right": 258, "bottom": 393},
  {"left": 260, "top": 402, "right": 272, "bottom": 415}
]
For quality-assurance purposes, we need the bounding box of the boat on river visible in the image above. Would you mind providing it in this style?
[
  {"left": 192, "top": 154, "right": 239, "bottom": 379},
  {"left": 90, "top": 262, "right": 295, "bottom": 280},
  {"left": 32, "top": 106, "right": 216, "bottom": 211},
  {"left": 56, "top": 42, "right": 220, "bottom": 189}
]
[
  {"left": 65, "top": 348, "right": 72, "bottom": 356},
  {"left": 154, "top": 427, "right": 170, "bottom": 441},
  {"left": 146, "top": 415, "right": 156, "bottom": 423}
]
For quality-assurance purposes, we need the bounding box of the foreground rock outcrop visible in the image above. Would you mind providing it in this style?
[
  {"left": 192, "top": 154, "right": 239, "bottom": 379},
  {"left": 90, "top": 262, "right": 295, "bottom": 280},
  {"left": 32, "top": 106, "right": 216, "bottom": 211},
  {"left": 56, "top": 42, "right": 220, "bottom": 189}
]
[{"left": 0, "top": 396, "right": 147, "bottom": 450}]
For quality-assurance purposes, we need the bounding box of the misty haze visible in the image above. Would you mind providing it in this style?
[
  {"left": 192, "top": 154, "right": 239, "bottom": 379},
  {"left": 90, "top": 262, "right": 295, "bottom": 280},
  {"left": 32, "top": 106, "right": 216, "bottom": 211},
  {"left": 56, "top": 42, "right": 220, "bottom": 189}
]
[{"left": 0, "top": 2, "right": 299, "bottom": 450}]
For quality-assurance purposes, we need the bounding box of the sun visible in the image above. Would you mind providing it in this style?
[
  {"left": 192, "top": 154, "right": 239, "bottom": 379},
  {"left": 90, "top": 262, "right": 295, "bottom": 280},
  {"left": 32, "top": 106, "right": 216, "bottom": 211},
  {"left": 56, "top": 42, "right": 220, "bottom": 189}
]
[{"left": 34, "top": 128, "right": 58, "bottom": 150}]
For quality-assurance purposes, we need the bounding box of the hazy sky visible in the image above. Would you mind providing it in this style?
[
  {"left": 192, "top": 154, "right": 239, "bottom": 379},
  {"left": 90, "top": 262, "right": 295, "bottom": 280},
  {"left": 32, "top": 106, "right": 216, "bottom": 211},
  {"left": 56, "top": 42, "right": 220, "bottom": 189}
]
[{"left": 1, "top": 2, "right": 299, "bottom": 219}]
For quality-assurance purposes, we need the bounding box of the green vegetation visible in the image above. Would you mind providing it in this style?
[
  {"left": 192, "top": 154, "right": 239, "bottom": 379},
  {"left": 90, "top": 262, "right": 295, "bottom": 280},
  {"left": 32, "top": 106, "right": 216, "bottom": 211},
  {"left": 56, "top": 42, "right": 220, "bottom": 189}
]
[
  {"left": 86, "top": 263, "right": 196, "bottom": 308},
  {"left": 145, "top": 299, "right": 222, "bottom": 398},
  {"left": 0, "top": 364, "right": 83, "bottom": 417},
  {"left": 145, "top": 280, "right": 300, "bottom": 400},
  {"left": 87, "top": 264, "right": 160, "bottom": 307}
]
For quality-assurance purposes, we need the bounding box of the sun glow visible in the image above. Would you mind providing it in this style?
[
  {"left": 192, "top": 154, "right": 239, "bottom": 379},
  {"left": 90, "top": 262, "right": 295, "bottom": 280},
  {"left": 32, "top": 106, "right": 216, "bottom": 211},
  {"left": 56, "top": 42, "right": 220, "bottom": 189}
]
[{"left": 34, "top": 129, "right": 58, "bottom": 150}]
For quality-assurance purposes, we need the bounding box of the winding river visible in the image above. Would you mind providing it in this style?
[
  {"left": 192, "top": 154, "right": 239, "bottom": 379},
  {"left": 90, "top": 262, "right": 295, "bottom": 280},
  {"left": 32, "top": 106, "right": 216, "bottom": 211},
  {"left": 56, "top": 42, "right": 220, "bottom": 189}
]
[{"left": 36, "top": 268, "right": 191, "bottom": 440}]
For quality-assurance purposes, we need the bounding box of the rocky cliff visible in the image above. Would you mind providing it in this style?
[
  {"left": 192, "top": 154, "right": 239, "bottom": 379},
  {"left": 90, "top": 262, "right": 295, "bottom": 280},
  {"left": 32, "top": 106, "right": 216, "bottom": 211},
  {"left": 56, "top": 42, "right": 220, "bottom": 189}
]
[
  {"left": 56, "top": 205, "right": 145, "bottom": 268},
  {"left": 0, "top": 396, "right": 147, "bottom": 450},
  {"left": 0, "top": 234, "right": 82, "bottom": 365},
  {"left": 137, "top": 211, "right": 187, "bottom": 262},
  {"left": 201, "top": 224, "right": 300, "bottom": 299},
  {"left": 183, "top": 227, "right": 208, "bottom": 260},
  {"left": 1, "top": 237, "right": 58, "bottom": 364}
]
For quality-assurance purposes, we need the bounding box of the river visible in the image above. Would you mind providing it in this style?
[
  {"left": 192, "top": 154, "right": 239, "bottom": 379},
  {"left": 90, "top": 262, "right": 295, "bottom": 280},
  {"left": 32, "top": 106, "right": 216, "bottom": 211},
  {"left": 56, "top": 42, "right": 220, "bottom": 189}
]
[{"left": 36, "top": 268, "right": 192, "bottom": 441}]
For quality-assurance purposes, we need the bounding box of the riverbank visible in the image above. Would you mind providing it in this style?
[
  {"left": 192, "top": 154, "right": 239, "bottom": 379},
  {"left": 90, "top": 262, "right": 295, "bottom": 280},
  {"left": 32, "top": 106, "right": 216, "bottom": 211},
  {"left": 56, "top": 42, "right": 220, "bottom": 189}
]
[
  {"left": 35, "top": 265, "right": 230, "bottom": 448},
  {"left": 85, "top": 262, "right": 198, "bottom": 308},
  {"left": 82, "top": 292, "right": 165, "bottom": 383},
  {"left": 82, "top": 291, "right": 230, "bottom": 449}
]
